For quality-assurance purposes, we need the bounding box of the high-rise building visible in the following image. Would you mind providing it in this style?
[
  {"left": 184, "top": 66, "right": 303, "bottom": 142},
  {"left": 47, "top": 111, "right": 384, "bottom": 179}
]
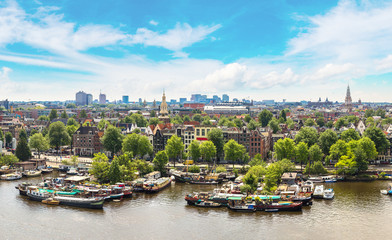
[
  {"left": 222, "top": 94, "right": 229, "bottom": 102},
  {"left": 75, "top": 91, "right": 87, "bottom": 105},
  {"left": 345, "top": 85, "right": 352, "bottom": 112},
  {"left": 87, "top": 94, "right": 93, "bottom": 105},
  {"left": 99, "top": 93, "right": 106, "bottom": 104},
  {"left": 122, "top": 95, "right": 129, "bottom": 104},
  {"left": 179, "top": 98, "right": 187, "bottom": 104}
]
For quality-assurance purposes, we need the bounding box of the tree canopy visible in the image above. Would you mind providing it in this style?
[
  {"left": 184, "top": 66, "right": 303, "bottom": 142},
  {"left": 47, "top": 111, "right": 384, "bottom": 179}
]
[{"left": 101, "top": 126, "right": 124, "bottom": 155}]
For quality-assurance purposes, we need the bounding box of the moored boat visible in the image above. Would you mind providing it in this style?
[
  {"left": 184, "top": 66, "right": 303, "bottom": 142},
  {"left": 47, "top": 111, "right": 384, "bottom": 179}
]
[
  {"left": 323, "top": 188, "right": 335, "bottom": 199},
  {"left": 323, "top": 175, "right": 337, "bottom": 183},
  {"left": 227, "top": 197, "right": 256, "bottom": 212},
  {"left": 26, "top": 186, "right": 51, "bottom": 201},
  {"left": 143, "top": 177, "right": 172, "bottom": 193},
  {"left": 23, "top": 170, "right": 42, "bottom": 177},
  {"left": 194, "top": 200, "right": 221, "bottom": 208},
  {"left": 66, "top": 168, "right": 78, "bottom": 175},
  {"left": 313, "top": 185, "right": 324, "bottom": 199},
  {"left": 42, "top": 198, "right": 60, "bottom": 205},
  {"left": 53, "top": 196, "right": 104, "bottom": 209},
  {"left": 41, "top": 168, "right": 53, "bottom": 174},
  {"left": 1, "top": 172, "right": 22, "bottom": 181},
  {"left": 257, "top": 201, "right": 303, "bottom": 212},
  {"left": 185, "top": 192, "right": 212, "bottom": 205}
]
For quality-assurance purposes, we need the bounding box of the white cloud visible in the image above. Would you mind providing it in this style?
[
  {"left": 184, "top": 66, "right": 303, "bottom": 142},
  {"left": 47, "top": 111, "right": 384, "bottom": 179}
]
[
  {"left": 288, "top": 0, "right": 392, "bottom": 62},
  {"left": 124, "top": 23, "right": 221, "bottom": 52},
  {"left": 149, "top": 20, "right": 158, "bottom": 26}
]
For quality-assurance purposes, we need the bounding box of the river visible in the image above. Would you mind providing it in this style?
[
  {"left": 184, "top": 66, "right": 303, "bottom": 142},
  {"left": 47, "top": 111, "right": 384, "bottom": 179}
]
[{"left": 1, "top": 175, "right": 391, "bottom": 240}]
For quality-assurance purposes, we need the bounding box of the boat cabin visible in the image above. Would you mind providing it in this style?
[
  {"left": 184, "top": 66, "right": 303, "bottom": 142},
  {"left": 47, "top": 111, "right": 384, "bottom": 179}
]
[{"left": 281, "top": 172, "right": 301, "bottom": 185}]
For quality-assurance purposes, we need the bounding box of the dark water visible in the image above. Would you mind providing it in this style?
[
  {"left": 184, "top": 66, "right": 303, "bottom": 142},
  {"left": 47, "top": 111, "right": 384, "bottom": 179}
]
[{"left": 1, "top": 176, "right": 392, "bottom": 240}]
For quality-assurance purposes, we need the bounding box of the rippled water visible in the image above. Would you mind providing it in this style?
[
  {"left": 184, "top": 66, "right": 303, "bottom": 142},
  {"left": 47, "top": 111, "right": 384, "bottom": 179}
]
[{"left": 1, "top": 176, "right": 392, "bottom": 240}]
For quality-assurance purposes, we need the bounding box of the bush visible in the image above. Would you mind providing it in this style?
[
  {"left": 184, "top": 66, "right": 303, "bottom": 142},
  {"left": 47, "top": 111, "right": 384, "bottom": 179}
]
[
  {"left": 216, "top": 165, "right": 226, "bottom": 173},
  {"left": 188, "top": 165, "right": 200, "bottom": 173}
]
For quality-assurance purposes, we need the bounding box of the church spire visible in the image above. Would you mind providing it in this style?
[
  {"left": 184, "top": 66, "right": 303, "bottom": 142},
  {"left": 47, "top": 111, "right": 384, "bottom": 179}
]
[{"left": 345, "top": 85, "right": 352, "bottom": 112}]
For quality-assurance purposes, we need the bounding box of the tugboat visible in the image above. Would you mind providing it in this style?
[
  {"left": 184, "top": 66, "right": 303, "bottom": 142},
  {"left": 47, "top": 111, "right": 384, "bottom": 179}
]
[{"left": 26, "top": 186, "right": 51, "bottom": 201}]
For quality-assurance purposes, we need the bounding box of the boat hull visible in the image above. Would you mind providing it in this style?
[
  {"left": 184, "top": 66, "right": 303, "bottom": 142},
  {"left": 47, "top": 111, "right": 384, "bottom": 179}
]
[{"left": 54, "top": 197, "right": 104, "bottom": 209}]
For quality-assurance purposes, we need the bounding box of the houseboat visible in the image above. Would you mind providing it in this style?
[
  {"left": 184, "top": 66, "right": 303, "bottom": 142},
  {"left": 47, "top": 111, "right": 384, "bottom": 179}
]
[
  {"left": 143, "top": 177, "right": 172, "bottom": 193},
  {"left": 53, "top": 196, "right": 104, "bottom": 209}
]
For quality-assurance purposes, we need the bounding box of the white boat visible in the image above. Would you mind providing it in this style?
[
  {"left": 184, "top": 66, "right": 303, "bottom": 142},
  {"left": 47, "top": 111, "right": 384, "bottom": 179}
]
[
  {"left": 1, "top": 172, "right": 22, "bottom": 181},
  {"left": 308, "top": 176, "right": 324, "bottom": 183},
  {"left": 323, "top": 188, "right": 335, "bottom": 199},
  {"left": 323, "top": 176, "right": 337, "bottom": 183},
  {"left": 313, "top": 185, "right": 324, "bottom": 199}
]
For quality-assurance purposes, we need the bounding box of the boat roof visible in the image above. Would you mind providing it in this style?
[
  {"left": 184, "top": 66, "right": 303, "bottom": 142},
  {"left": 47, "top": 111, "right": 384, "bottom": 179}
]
[{"left": 228, "top": 196, "right": 243, "bottom": 200}]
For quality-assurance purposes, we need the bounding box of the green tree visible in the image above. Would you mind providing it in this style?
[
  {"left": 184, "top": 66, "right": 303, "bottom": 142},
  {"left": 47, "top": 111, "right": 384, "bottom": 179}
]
[
  {"left": 295, "top": 127, "right": 319, "bottom": 146},
  {"left": 334, "top": 118, "right": 348, "bottom": 129},
  {"left": 244, "top": 114, "right": 252, "bottom": 123},
  {"left": 192, "top": 114, "right": 202, "bottom": 122},
  {"left": 0, "top": 127, "right": 3, "bottom": 143},
  {"left": 60, "top": 111, "right": 68, "bottom": 119},
  {"left": 48, "top": 121, "right": 71, "bottom": 154},
  {"left": 247, "top": 119, "right": 258, "bottom": 131},
  {"left": 108, "top": 158, "right": 121, "bottom": 184},
  {"left": 38, "top": 116, "right": 49, "bottom": 121},
  {"left": 340, "top": 128, "right": 360, "bottom": 142},
  {"left": 335, "top": 154, "right": 357, "bottom": 175},
  {"left": 304, "top": 118, "right": 316, "bottom": 127},
  {"left": 29, "top": 133, "right": 49, "bottom": 158},
  {"left": 363, "top": 126, "right": 390, "bottom": 153},
  {"left": 19, "top": 129, "right": 28, "bottom": 141},
  {"left": 308, "top": 144, "right": 323, "bottom": 163},
  {"left": 355, "top": 137, "right": 378, "bottom": 160},
  {"left": 328, "top": 140, "right": 348, "bottom": 163},
  {"left": 274, "top": 138, "right": 296, "bottom": 160},
  {"left": 122, "top": 133, "right": 153, "bottom": 158},
  {"left": 182, "top": 115, "right": 191, "bottom": 122},
  {"left": 200, "top": 140, "right": 217, "bottom": 167},
  {"left": 268, "top": 118, "right": 281, "bottom": 133},
  {"left": 67, "top": 118, "right": 79, "bottom": 127},
  {"left": 280, "top": 110, "right": 287, "bottom": 122},
  {"left": 165, "top": 135, "right": 184, "bottom": 167},
  {"left": 207, "top": 128, "right": 224, "bottom": 161},
  {"left": 304, "top": 161, "right": 328, "bottom": 175},
  {"left": 316, "top": 117, "right": 325, "bottom": 127},
  {"left": 296, "top": 142, "right": 309, "bottom": 170},
  {"left": 188, "top": 140, "right": 201, "bottom": 162},
  {"left": 258, "top": 109, "right": 273, "bottom": 127},
  {"left": 15, "top": 138, "right": 31, "bottom": 161},
  {"left": 70, "top": 155, "right": 79, "bottom": 167},
  {"left": 153, "top": 150, "right": 169, "bottom": 175},
  {"left": 318, "top": 129, "right": 338, "bottom": 155},
  {"left": 149, "top": 117, "right": 160, "bottom": 126},
  {"left": 66, "top": 103, "right": 76, "bottom": 109},
  {"left": 365, "top": 117, "right": 375, "bottom": 127},
  {"left": 150, "top": 110, "right": 156, "bottom": 118},
  {"left": 102, "top": 126, "right": 124, "bottom": 156},
  {"left": 326, "top": 121, "right": 334, "bottom": 128},
  {"left": 131, "top": 159, "right": 153, "bottom": 176},
  {"left": 89, "top": 153, "right": 110, "bottom": 183},
  {"left": 376, "top": 108, "right": 386, "bottom": 118},
  {"left": 286, "top": 118, "right": 295, "bottom": 129},
  {"left": 249, "top": 153, "right": 265, "bottom": 167},
  {"left": 79, "top": 109, "right": 87, "bottom": 118},
  {"left": 223, "top": 139, "right": 245, "bottom": 168},
  {"left": 243, "top": 172, "right": 258, "bottom": 193},
  {"left": 49, "top": 109, "right": 58, "bottom": 121},
  {"left": 364, "top": 109, "right": 375, "bottom": 118},
  {"left": 188, "top": 165, "right": 200, "bottom": 173},
  {"left": 5, "top": 132, "right": 12, "bottom": 148},
  {"left": 0, "top": 154, "right": 19, "bottom": 166}
]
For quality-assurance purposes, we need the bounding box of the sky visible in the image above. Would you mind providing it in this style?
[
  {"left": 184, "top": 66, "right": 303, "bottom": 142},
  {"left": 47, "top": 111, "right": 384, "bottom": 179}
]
[{"left": 0, "top": 0, "right": 392, "bottom": 102}]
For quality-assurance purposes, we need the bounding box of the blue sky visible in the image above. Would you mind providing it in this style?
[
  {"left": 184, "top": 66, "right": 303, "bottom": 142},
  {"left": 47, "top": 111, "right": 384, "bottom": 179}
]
[{"left": 0, "top": 0, "right": 392, "bottom": 102}]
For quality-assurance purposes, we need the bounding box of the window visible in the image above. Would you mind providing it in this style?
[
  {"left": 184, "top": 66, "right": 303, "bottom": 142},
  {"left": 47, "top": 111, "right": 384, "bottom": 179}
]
[
  {"left": 196, "top": 129, "right": 200, "bottom": 136},
  {"left": 202, "top": 129, "right": 205, "bottom": 136}
]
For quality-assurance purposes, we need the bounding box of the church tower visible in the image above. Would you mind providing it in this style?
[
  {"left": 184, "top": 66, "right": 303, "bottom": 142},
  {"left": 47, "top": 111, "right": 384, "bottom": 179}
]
[
  {"left": 158, "top": 91, "right": 170, "bottom": 124},
  {"left": 345, "top": 85, "right": 352, "bottom": 112}
]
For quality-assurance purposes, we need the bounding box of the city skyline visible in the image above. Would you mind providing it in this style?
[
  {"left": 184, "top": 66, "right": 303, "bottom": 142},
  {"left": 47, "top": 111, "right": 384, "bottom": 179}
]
[{"left": 1, "top": 0, "right": 392, "bottom": 102}]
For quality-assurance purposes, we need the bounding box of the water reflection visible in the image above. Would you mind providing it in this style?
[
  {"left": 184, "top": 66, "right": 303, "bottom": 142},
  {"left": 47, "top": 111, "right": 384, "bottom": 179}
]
[{"left": 1, "top": 178, "right": 392, "bottom": 240}]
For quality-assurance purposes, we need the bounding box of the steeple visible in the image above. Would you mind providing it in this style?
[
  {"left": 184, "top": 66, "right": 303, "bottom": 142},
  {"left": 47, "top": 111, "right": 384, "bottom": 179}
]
[{"left": 345, "top": 85, "right": 352, "bottom": 112}]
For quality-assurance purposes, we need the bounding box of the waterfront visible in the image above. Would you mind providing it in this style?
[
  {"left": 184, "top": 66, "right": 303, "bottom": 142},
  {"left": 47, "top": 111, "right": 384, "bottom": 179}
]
[{"left": 1, "top": 177, "right": 392, "bottom": 240}]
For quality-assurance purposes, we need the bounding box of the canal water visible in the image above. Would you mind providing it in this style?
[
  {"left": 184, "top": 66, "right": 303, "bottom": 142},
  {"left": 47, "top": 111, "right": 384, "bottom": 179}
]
[{"left": 1, "top": 176, "right": 391, "bottom": 240}]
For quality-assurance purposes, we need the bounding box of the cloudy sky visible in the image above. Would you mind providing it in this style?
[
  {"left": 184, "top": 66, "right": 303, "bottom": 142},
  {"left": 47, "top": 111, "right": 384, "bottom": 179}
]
[{"left": 0, "top": 0, "right": 392, "bottom": 102}]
